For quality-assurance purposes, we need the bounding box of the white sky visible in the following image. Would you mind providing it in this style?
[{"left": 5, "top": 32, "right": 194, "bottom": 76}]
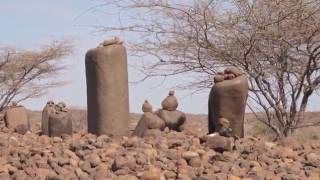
[
  {"left": 1, "top": 0, "right": 320, "bottom": 113},
  {"left": 0, "top": 0, "right": 209, "bottom": 114}
]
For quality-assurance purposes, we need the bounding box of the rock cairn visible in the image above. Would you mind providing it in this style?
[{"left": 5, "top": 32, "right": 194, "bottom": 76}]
[
  {"left": 161, "top": 90, "right": 178, "bottom": 111},
  {"left": 133, "top": 100, "right": 165, "bottom": 137},
  {"left": 86, "top": 37, "right": 129, "bottom": 137},
  {"left": 208, "top": 67, "right": 248, "bottom": 138},
  {"left": 158, "top": 91, "right": 186, "bottom": 131},
  {"left": 134, "top": 91, "right": 187, "bottom": 137},
  {"left": 3, "top": 102, "right": 29, "bottom": 134},
  {"left": 0, "top": 127, "right": 319, "bottom": 179}
]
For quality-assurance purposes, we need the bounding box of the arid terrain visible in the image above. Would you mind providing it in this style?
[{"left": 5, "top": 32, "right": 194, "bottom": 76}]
[
  {"left": 28, "top": 110, "right": 320, "bottom": 141},
  {"left": 0, "top": 110, "right": 318, "bottom": 180}
]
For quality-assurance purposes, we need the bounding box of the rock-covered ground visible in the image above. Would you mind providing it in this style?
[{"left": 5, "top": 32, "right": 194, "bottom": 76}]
[{"left": 0, "top": 126, "right": 319, "bottom": 180}]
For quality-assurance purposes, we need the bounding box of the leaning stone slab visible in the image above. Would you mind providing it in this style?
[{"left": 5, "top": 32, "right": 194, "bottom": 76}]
[
  {"left": 4, "top": 106, "right": 29, "bottom": 134},
  {"left": 161, "top": 91, "right": 178, "bottom": 111}
]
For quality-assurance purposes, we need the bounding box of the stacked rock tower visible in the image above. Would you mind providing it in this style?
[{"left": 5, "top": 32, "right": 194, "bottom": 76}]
[
  {"left": 85, "top": 37, "right": 129, "bottom": 136},
  {"left": 158, "top": 91, "right": 186, "bottom": 131},
  {"left": 133, "top": 100, "right": 166, "bottom": 137},
  {"left": 134, "top": 91, "right": 187, "bottom": 137}
]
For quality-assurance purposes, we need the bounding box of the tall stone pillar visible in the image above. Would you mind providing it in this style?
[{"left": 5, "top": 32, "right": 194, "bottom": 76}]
[
  {"left": 41, "top": 100, "right": 55, "bottom": 135},
  {"left": 85, "top": 37, "right": 129, "bottom": 136},
  {"left": 208, "top": 67, "right": 248, "bottom": 138}
]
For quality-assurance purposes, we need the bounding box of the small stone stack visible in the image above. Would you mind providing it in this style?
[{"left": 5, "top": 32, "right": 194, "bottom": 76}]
[
  {"left": 133, "top": 100, "right": 165, "bottom": 137},
  {"left": 158, "top": 91, "right": 186, "bottom": 131},
  {"left": 203, "top": 133, "right": 235, "bottom": 153},
  {"left": 42, "top": 101, "right": 72, "bottom": 137},
  {"left": 133, "top": 91, "right": 187, "bottom": 137},
  {"left": 4, "top": 102, "right": 30, "bottom": 134}
]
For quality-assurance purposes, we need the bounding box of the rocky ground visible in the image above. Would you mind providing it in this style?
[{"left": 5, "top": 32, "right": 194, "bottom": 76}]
[{"left": 0, "top": 125, "right": 319, "bottom": 180}]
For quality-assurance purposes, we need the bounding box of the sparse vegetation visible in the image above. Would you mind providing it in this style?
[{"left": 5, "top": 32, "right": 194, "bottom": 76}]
[
  {"left": 97, "top": 0, "right": 320, "bottom": 138},
  {"left": 0, "top": 39, "right": 73, "bottom": 111}
]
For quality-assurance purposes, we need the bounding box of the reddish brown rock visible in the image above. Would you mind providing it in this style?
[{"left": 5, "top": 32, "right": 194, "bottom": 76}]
[
  {"left": 205, "top": 133, "right": 234, "bottom": 152},
  {"left": 305, "top": 153, "right": 320, "bottom": 168},
  {"left": 142, "top": 167, "right": 161, "bottom": 180},
  {"left": 214, "top": 75, "right": 225, "bottom": 83},
  {"left": 143, "top": 129, "right": 162, "bottom": 138},
  {"left": 278, "top": 137, "right": 303, "bottom": 151},
  {"left": 228, "top": 175, "right": 241, "bottom": 180},
  {"left": 189, "top": 157, "right": 201, "bottom": 167},
  {"left": 36, "top": 168, "right": 55, "bottom": 178},
  {"left": 116, "top": 175, "right": 138, "bottom": 180},
  {"left": 224, "top": 66, "right": 242, "bottom": 77},
  {"left": 14, "top": 124, "right": 29, "bottom": 135},
  {"left": 182, "top": 151, "right": 199, "bottom": 161},
  {"left": 4, "top": 105, "right": 29, "bottom": 134}
]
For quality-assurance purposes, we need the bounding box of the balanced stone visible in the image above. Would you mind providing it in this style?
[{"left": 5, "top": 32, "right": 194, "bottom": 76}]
[
  {"left": 142, "top": 100, "right": 153, "bottom": 113},
  {"left": 161, "top": 91, "right": 178, "bottom": 111},
  {"left": 205, "top": 133, "right": 234, "bottom": 152},
  {"left": 218, "top": 118, "right": 233, "bottom": 137},
  {"left": 86, "top": 37, "right": 129, "bottom": 136}
]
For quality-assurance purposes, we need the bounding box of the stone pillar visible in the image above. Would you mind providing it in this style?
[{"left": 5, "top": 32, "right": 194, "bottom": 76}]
[
  {"left": 41, "top": 100, "right": 55, "bottom": 135},
  {"left": 4, "top": 103, "right": 29, "bottom": 134},
  {"left": 208, "top": 67, "right": 248, "bottom": 138},
  {"left": 48, "top": 102, "right": 72, "bottom": 137},
  {"left": 85, "top": 37, "right": 129, "bottom": 136}
]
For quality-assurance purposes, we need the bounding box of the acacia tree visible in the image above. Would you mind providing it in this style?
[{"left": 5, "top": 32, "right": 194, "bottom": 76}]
[
  {"left": 96, "top": 0, "right": 320, "bottom": 138},
  {"left": 0, "top": 39, "right": 73, "bottom": 111}
]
